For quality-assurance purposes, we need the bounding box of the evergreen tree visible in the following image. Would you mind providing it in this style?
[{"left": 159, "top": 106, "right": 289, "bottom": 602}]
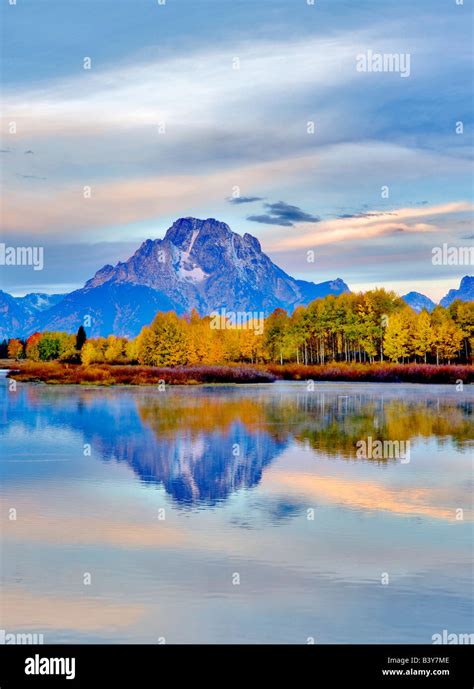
[{"left": 76, "top": 325, "right": 87, "bottom": 351}]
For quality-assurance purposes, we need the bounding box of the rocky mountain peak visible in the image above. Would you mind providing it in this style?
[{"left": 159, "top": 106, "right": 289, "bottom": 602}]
[
  {"left": 0, "top": 217, "right": 354, "bottom": 338},
  {"left": 164, "top": 217, "right": 233, "bottom": 250},
  {"left": 440, "top": 275, "right": 473, "bottom": 307}
]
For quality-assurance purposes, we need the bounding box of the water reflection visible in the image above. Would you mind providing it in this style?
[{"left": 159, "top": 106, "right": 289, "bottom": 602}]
[
  {"left": 2, "top": 382, "right": 472, "bottom": 507},
  {"left": 1, "top": 378, "right": 473, "bottom": 644}
]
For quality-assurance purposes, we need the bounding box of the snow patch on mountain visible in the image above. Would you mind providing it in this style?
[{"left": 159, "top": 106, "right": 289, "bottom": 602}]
[{"left": 178, "top": 262, "right": 208, "bottom": 283}]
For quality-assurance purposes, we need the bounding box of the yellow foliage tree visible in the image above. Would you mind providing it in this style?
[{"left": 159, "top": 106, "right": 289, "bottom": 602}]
[
  {"left": 412, "top": 310, "right": 433, "bottom": 363},
  {"left": 383, "top": 308, "right": 415, "bottom": 362},
  {"left": 104, "top": 336, "right": 127, "bottom": 363},
  {"left": 125, "top": 338, "right": 140, "bottom": 363},
  {"left": 81, "top": 338, "right": 107, "bottom": 365},
  {"left": 434, "top": 316, "right": 463, "bottom": 363}
]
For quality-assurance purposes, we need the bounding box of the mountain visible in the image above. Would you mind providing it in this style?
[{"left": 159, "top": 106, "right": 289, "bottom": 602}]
[
  {"left": 402, "top": 291, "right": 436, "bottom": 313},
  {"left": 0, "top": 292, "right": 65, "bottom": 340},
  {"left": 2, "top": 221, "right": 472, "bottom": 340},
  {"left": 83, "top": 217, "right": 349, "bottom": 317},
  {"left": 0, "top": 290, "right": 31, "bottom": 340},
  {"left": 400, "top": 277, "right": 474, "bottom": 314},
  {"left": 14, "top": 293, "right": 64, "bottom": 317},
  {"left": 439, "top": 276, "right": 474, "bottom": 308},
  {"left": 296, "top": 278, "right": 348, "bottom": 302},
  {"left": 16, "top": 217, "right": 350, "bottom": 338},
  {"left": 33, "top": 283, "right": 176, "bottom": 339}
]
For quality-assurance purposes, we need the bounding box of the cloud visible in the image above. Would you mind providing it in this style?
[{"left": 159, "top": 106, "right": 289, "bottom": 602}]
[
  {"left": 1, "top": 28, "right": 443, "bottom": 191},
  {"left": 15, "top": 173, "right": 46, "bottom": 180},
  {"left": 337, "top": 211, "right": 396, "bottom": 219},
  {"left": 1, "top": 154, "right": 316, "bottom": 234},
  {"left": 227, "top": 196, "right": 263, "bottom": 205},
  {"left": 2, "top": 10, "right": 471, "bottom": 307},
  {"left": 265, "top": 202, "right": 473, "bottom": 251},
  {"left": 1, "top": 33, "right": 367, "bottom": 141},
  {"left": 247, "top": 214, "right": 293, "bottom": 227},
  {"left": 248, "top": 201, "right": 320, "bottom": 227}
]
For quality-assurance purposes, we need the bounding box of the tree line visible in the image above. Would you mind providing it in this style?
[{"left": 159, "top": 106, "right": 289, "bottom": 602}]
[{"left": 3, "top": 290, "right": 473, "bottom": 366}]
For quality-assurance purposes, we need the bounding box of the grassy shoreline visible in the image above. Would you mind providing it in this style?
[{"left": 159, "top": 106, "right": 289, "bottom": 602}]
[
  {"left": 5, "top": 362, "right": 277, "bottom": 385},
  {"left": 265, "top": 363, "right": 474, "bottom": 384},
  {"left": 3, "top": 361, "right": 473, "bottom": 385}
]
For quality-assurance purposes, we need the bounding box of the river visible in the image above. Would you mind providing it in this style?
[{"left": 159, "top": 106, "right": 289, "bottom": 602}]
[{"left": 1, "top": 374, "right": 472, "bottom": 643}]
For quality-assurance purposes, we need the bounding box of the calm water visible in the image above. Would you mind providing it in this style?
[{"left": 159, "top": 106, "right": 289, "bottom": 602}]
[{"left": 0, "top": 373, "right": 472, "bottom": 644}]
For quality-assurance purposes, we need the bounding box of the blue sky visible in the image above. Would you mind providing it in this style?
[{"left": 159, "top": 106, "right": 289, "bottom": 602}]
[{"left": 1, "top": 0, "right": 472, "bottom": 300}]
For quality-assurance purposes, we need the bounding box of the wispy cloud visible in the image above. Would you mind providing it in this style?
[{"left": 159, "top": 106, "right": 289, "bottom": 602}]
[
  {"left": 266, "top": 202, "right": 473, "bottom": 251},
  {"left": 227, "top": 196, "right": 263, "bottom": 205},
  {"left": 15, "top": 173, "right": 47, "bottom": 181},
  {"left": 337, "top": 211, "right": 396, "bottom": 219},
  {"left": 2, "top": 155, "right": 316, "bottom": 234},
  {"left": 1, "top": 33, "right": 368, "bottom": 140}
]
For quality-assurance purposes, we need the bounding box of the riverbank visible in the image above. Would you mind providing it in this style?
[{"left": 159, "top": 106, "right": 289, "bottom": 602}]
[
  {"left": 265, "top": 363, "right": 474, "bottom": 384},
  {"left": 4, "top": 361, "right": 473, "bottom": 385},
  {"left": 5, "top": 362, "right": 276, "bottom": 385}
]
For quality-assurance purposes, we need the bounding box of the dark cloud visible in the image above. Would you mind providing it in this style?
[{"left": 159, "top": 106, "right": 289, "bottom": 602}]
[
  {"left": 227, "top": 195, "right": 263, "bottom": 205},
  {"left": 247, "top": 214, "right": 293, "bottom": 227},
  {"left": 247, "top": 200, "right": 319, "bottom": 226},
  {"left": 24, "top": 150, "right": 34, "bottom": 155},
  {"left": 16, "top": 173, "right": 47, "bottom": 180},
  {"left": 462, "top": 234, "right": 474, "bottom": 240},
  {"left": 337, "top": 211, "right": 396, "bottom": 219}
]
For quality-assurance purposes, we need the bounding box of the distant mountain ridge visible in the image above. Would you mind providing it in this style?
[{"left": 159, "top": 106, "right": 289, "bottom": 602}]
[
  {"left": 401, "top": 276, "right": 474, "bottom": 312},
  {"left": 439, "top": 275, "right": 474, "bottom": 308},
  {"left": 0, "top": 218, "right": 472, "bottom": 339},
  {"left": 401, "top": 292, "right": 436, "bottom": 313}
]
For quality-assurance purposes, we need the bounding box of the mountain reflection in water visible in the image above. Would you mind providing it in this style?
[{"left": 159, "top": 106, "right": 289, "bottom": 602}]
[{"left": 6, "top": 383, "right": 472, "bottom": 507}]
